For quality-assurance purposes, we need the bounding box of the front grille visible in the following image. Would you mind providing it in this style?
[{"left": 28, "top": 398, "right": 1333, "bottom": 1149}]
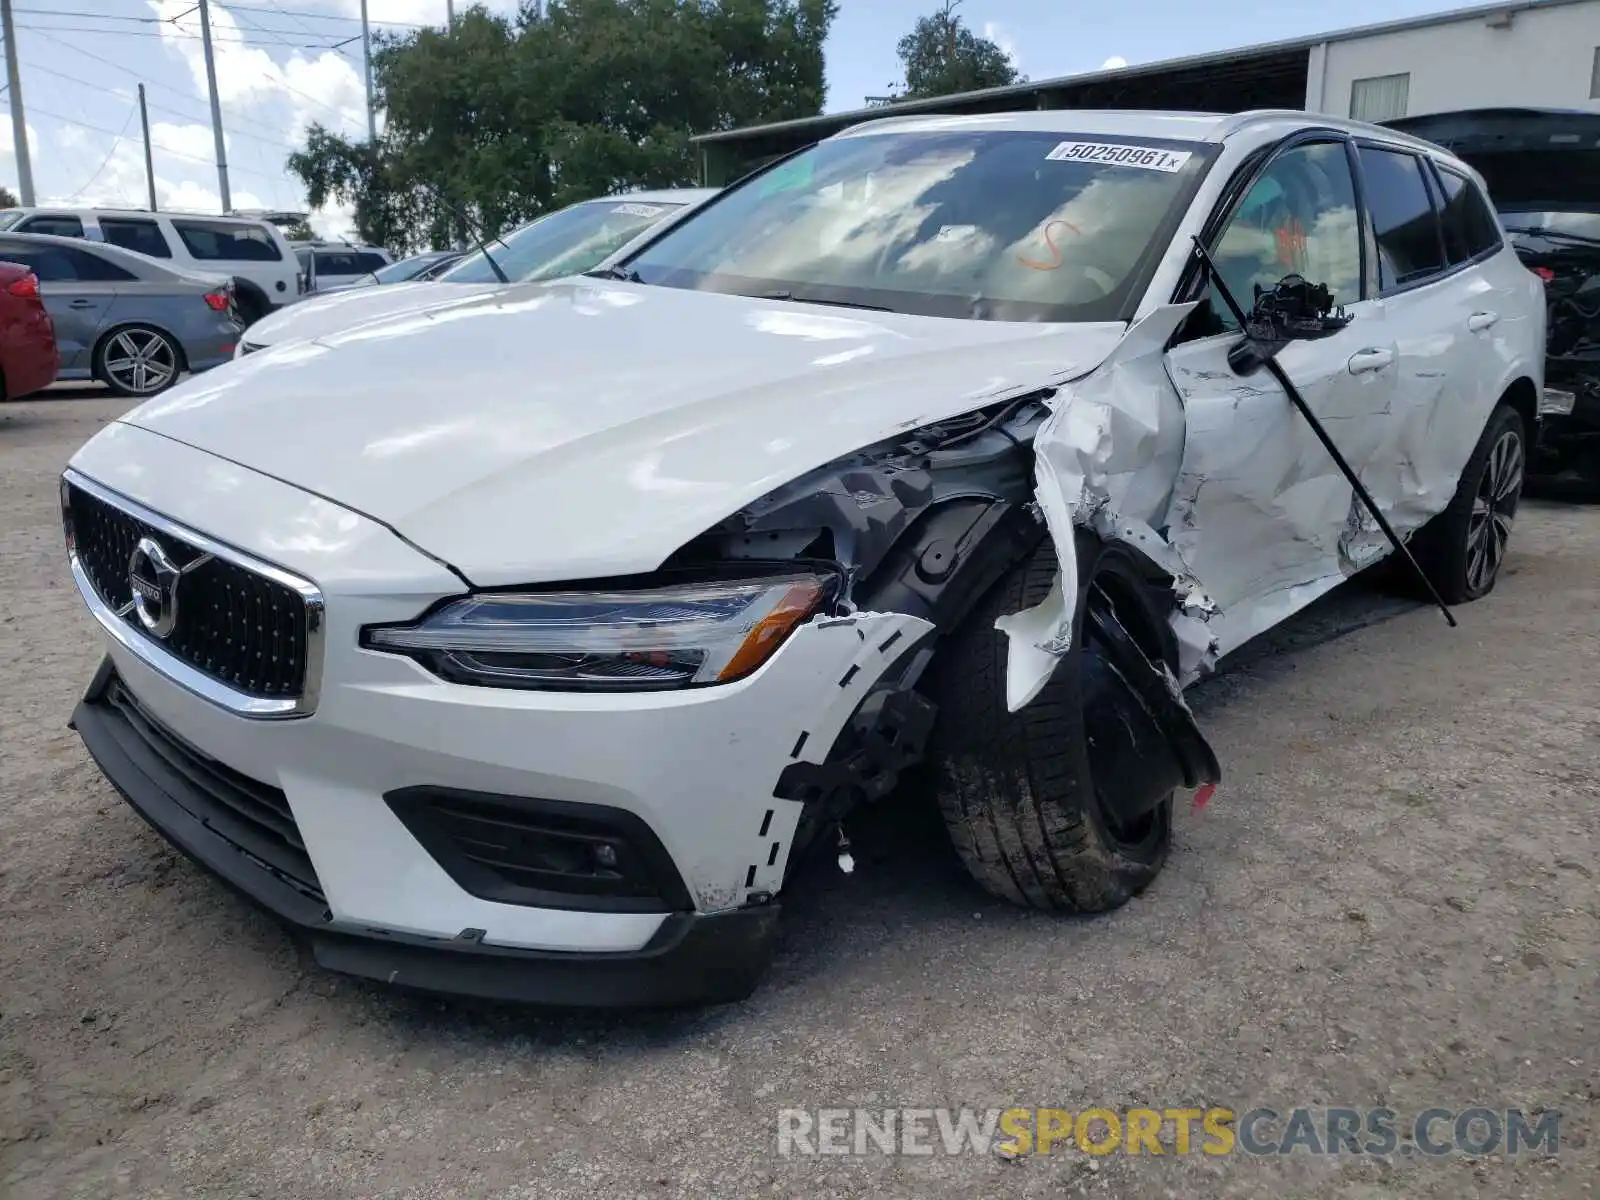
[
  {"left": 67, "top": 483, "right": 309, "bottom": 701},
  {"left": 105, "top": 674, "right": 325, "bottom": 904}
]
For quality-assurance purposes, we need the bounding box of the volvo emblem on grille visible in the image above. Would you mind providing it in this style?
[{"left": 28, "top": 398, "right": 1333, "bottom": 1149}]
[{"left": 128, "top": 535, "right": 181, "bottom": 639}]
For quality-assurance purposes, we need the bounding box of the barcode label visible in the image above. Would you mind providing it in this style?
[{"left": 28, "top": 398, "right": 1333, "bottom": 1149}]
[{"left": 1044, "top": 141, "right": 1193, "bottom": 172}]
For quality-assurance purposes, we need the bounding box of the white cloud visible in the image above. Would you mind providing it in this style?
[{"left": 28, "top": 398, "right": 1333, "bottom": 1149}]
[
  {"left": 34, "top": 117, "right": 266, "bottom": 213},
  {"left": 983, "top": 21, "right": 1021, "bottom": 72},
  {"left": 152, "top": 1, "right": 370, "bottom": 138},
  {"left": 309, "top": 200, "right": 359, "bottom": 240},
  {"left": 1101, "top": 55, "right": 1129, "bottom": 70},
  {"left": 0, "top": 115, "right": 43, "bottom": 198}
]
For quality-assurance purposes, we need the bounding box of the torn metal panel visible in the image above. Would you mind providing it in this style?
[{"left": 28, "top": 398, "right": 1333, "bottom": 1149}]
[{"left": 997, "top": 303, "right": 1206, "bottom": 710}]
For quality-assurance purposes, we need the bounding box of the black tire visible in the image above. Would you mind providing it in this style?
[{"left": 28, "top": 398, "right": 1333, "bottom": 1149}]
[
  {"left": 95, "top": 325, "right": 183, "bottom": 399},
  {"left": 1412, "top": 403, "right": 1526, "bottom": 604},
  {"left": 931, "top": 532, "right": 1174, "bottom": 913}
]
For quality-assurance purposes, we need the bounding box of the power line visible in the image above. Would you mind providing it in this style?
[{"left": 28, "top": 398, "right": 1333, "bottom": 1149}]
[
  {"left": 24, "top": 26, "right": 351, "bottom": 141},
  {"left": 208, "top": 1, "right": 426, "bottom": 27},
  {"left": 26, "top": 101, "right": 287, "bottom": 182},
  {"left": 230, "top": 5, "right": 356, "bottom": 60},
  {"left": 21, "top": 59, "right": 303, "bottom": 154},
  {"left": 64, "top": 101, "right": 137, "bottom": 200},
  {"left": 14, "top": 21, "right": 351, "bottom": 47},
  {"left": 12, "top": 4, "right": 425, "bottom": 29}
]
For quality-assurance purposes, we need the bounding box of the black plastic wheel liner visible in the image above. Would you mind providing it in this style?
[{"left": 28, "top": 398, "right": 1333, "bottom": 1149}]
[{"left": 1075, "top": 559, "right": 1221, "bottom": 835}]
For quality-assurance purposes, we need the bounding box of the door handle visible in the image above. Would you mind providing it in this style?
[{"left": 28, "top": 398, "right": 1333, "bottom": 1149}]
[
  {"left": 1468, "top": 311, "right": 1500, "bottom": 332},
  {"left": 67, "top": 299, "right": 94, "bottom": 309},
  {"left": 1347, "top": 348, "right": 1394, "bottom": 375}
]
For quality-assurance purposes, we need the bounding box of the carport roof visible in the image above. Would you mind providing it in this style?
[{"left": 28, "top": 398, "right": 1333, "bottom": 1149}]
[{"left": 692, "top": 0, "right": 1595, "bottom": 146}]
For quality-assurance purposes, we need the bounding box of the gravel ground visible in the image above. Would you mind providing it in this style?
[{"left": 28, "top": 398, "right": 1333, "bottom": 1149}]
[{"left": 2, "top": 389, "right": 1596, "bottom": 1199}]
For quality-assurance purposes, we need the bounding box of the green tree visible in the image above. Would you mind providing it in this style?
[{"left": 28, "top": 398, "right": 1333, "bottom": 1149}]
[
  {"left": 288, "top": 0, "right": 837, "bottom": 252},
  {"left": 0, "top": 186, "right": 18, "bottom": 208},
  {"left": 278, "top": 217, "right": 315, "bottom": 241},
  {"left": 890, "top": 0, "right": 1021, "bottom": 102}
]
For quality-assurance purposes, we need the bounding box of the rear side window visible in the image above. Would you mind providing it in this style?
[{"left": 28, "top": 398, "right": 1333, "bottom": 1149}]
[
  {"left": 1356, "top": 146, "right": 1445, "bottom": 290},
  {"left": 170, "top": 219, "right": 283, "bottom": 262},
  {"left": 64, "top": 247, "right": 136, "bottom": 281},
  {"left": 99, "top": 217, "right": 172, "bottom": 259},
  {"left": 0, "top": 243, "right": 75, "bottom": 280},
  {"left": 314, "top": 251, "right": 387, "bottom": 275},
  {"left": 1433, "top": 168, "right": 1503, "bottom": 263},
  {"left": 0, "top": 243, "right": 133, "bottom": 281},
  {"left": 18, "top": 215, "right": 85, "bottom": 238}
]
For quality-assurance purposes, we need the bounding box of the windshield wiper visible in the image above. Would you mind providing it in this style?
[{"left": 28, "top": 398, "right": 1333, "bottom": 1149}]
[
  {"left": 584, "top": 265, "right": 643, "bottom": 282},
  {"left": 419, "top": 184, "right": 511, "bottom": 284},
  {"left": 1503, "top": 226, "right": 1600, "bottom": 247},
  {"left": 759, "top": 290, "right": 892, "bottom": 312}
]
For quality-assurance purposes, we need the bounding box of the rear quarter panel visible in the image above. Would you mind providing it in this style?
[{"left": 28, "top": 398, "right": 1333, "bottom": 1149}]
[
  {"left": 0, "top": 286, "right": 59, "bottom": 396},
  {"left": 101, "top": 286, "right": 242, "bottom": 372}
]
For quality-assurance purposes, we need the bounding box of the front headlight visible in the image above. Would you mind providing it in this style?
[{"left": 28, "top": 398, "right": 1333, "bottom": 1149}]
[{"left": 362, "top": 571, "right": 837, "bottom": 692}]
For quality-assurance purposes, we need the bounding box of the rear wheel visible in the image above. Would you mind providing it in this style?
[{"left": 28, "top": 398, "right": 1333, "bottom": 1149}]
[
  {"left": 96, "top": 325, "right": 181, "bottom": 398},
  {"left": 930, "top": 534, "right": 1178, "bottom": 913},
  {"left": 1413, "top": 404, "right": 1526, "bottom": 603}
]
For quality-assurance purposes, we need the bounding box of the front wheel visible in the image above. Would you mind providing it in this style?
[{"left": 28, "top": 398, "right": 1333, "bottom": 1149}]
[
  {"left": 1413, "top": 404, "right": 1526, "bottom": 603},
  {"left": 930, "top": 534, "right": 1182, "bottom": 913},
  {"left": 96, "top": 326, "right": 181, "bottom": 398}
]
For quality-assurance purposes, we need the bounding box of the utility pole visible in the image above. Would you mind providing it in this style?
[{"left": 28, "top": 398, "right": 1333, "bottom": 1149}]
[
  {"left": 1, "top": 0, "right": 35, "bottom": 205},
  {"left": 360, "top": 0, "right": 376, "bottom": 141},
  {"left": 196, "top": 0, "right": 231, "bottom": 212},
  {"left": 446, "top": 0, "right": 455, "bottom": 28},
  {"left": 138, "top": 84, "right": 157, "bottom": 211}
]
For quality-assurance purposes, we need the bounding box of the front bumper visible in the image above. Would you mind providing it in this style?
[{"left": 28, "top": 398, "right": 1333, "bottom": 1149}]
[
  {"left": 73, "top": 657, "right": 780, "bottom": 1007},
  {"left": 64, "top": 426, "right": 934, "bottom": 1004}
]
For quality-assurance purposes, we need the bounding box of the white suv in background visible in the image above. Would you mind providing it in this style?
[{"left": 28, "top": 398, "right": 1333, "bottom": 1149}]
[
  {"left": 0, "top": 207, "right": 299, "bottom": 324},
  {"left": 293, "top": 242, "right": 395, "bottom": 294}
]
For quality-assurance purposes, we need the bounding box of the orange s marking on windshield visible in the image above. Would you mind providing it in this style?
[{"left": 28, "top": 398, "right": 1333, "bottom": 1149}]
[{"left": 1017, "top": 219, "right": 1084, "bottom": 271}]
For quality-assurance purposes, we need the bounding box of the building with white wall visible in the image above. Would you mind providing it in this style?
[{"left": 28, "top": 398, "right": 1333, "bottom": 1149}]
[
  {"left": 1307, "top": 0, "right": 1600, "bottom": 121},
  {"left": 695, "top": 0, "right": 1600, "bottom": 184}
]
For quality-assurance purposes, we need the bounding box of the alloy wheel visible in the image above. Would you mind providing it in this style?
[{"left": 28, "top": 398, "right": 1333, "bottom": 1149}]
[
  {"left": 1466, "top": 429, "right": 1523, "bottom": 593},
  {"left": 104, "top": 329, "right": 178, "bottom": 395}
]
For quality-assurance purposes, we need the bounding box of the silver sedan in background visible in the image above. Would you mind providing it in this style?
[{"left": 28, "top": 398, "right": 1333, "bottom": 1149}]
[{"left": 0, "top": 231, "right": 242, "bottom": 397}]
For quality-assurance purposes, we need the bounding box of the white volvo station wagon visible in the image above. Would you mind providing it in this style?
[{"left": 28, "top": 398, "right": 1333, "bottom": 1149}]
[{"left": 62, "top": 110, "right": 1544, "bottom": 1006}]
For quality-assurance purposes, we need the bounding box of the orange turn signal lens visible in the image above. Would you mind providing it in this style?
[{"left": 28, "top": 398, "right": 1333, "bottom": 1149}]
[{"left": 715, "top": 579, "right": 825, "bottom": 682}]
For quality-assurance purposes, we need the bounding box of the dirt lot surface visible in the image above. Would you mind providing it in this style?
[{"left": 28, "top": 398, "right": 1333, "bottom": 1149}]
[{"left": 2, "top": 389, "right": 1597, "bottom": 1199}]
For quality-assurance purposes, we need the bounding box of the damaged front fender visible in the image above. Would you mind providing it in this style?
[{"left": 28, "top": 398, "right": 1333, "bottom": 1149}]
[{"left": 998, "top": 303, "right": 1221, "bottom": 712}]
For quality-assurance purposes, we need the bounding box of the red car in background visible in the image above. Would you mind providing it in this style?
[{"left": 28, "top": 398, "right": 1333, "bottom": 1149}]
[{"left": 0, "top": 260, "right": 58, "bottom": 399}]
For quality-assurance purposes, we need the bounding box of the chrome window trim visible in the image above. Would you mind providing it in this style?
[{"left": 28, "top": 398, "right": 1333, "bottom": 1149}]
[{"left": 61, "top": 467, "right": 326, "bottom": 719}]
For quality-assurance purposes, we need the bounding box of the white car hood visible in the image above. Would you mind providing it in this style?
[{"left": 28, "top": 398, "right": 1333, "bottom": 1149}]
[
  {"left": 123, "top": 278, "right": 1128, "bottom": 587},
  {"left": 247, "top": 280, "right": 502, "bottom": 347}
]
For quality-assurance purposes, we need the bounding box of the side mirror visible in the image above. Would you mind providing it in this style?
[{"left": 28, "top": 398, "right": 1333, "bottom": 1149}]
[{"left": 1227, "top": 274, "right": 1352, "bottom": 374}]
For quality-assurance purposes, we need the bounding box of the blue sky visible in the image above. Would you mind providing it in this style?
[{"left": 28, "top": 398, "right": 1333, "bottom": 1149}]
[{"left": 2, "top": 0, "right": 1470, "bottom": 234}]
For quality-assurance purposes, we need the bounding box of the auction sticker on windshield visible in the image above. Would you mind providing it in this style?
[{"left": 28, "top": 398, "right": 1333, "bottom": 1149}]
[
  {"left": 611, "top": 203, "right": 667, "bottom": 217},
  {"left": 1045, "top": 142, "right": 1193, "bottom": 172}
]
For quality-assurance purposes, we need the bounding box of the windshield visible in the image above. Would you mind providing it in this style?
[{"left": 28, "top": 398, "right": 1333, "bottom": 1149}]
[
  {"left": 438, "top": 198, "right": 686, "bottom": 283},
  {"left": 622, "top": 131, "right": 1210, "bottom": 322},
  {"left": 0, "top": 210, "right": 22, "bottom": 231}
]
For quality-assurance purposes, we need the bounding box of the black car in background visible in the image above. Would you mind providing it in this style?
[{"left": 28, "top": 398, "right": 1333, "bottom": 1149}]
[{"left": 1389, "top": 108, "right": 1600, "bottom": 486}]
